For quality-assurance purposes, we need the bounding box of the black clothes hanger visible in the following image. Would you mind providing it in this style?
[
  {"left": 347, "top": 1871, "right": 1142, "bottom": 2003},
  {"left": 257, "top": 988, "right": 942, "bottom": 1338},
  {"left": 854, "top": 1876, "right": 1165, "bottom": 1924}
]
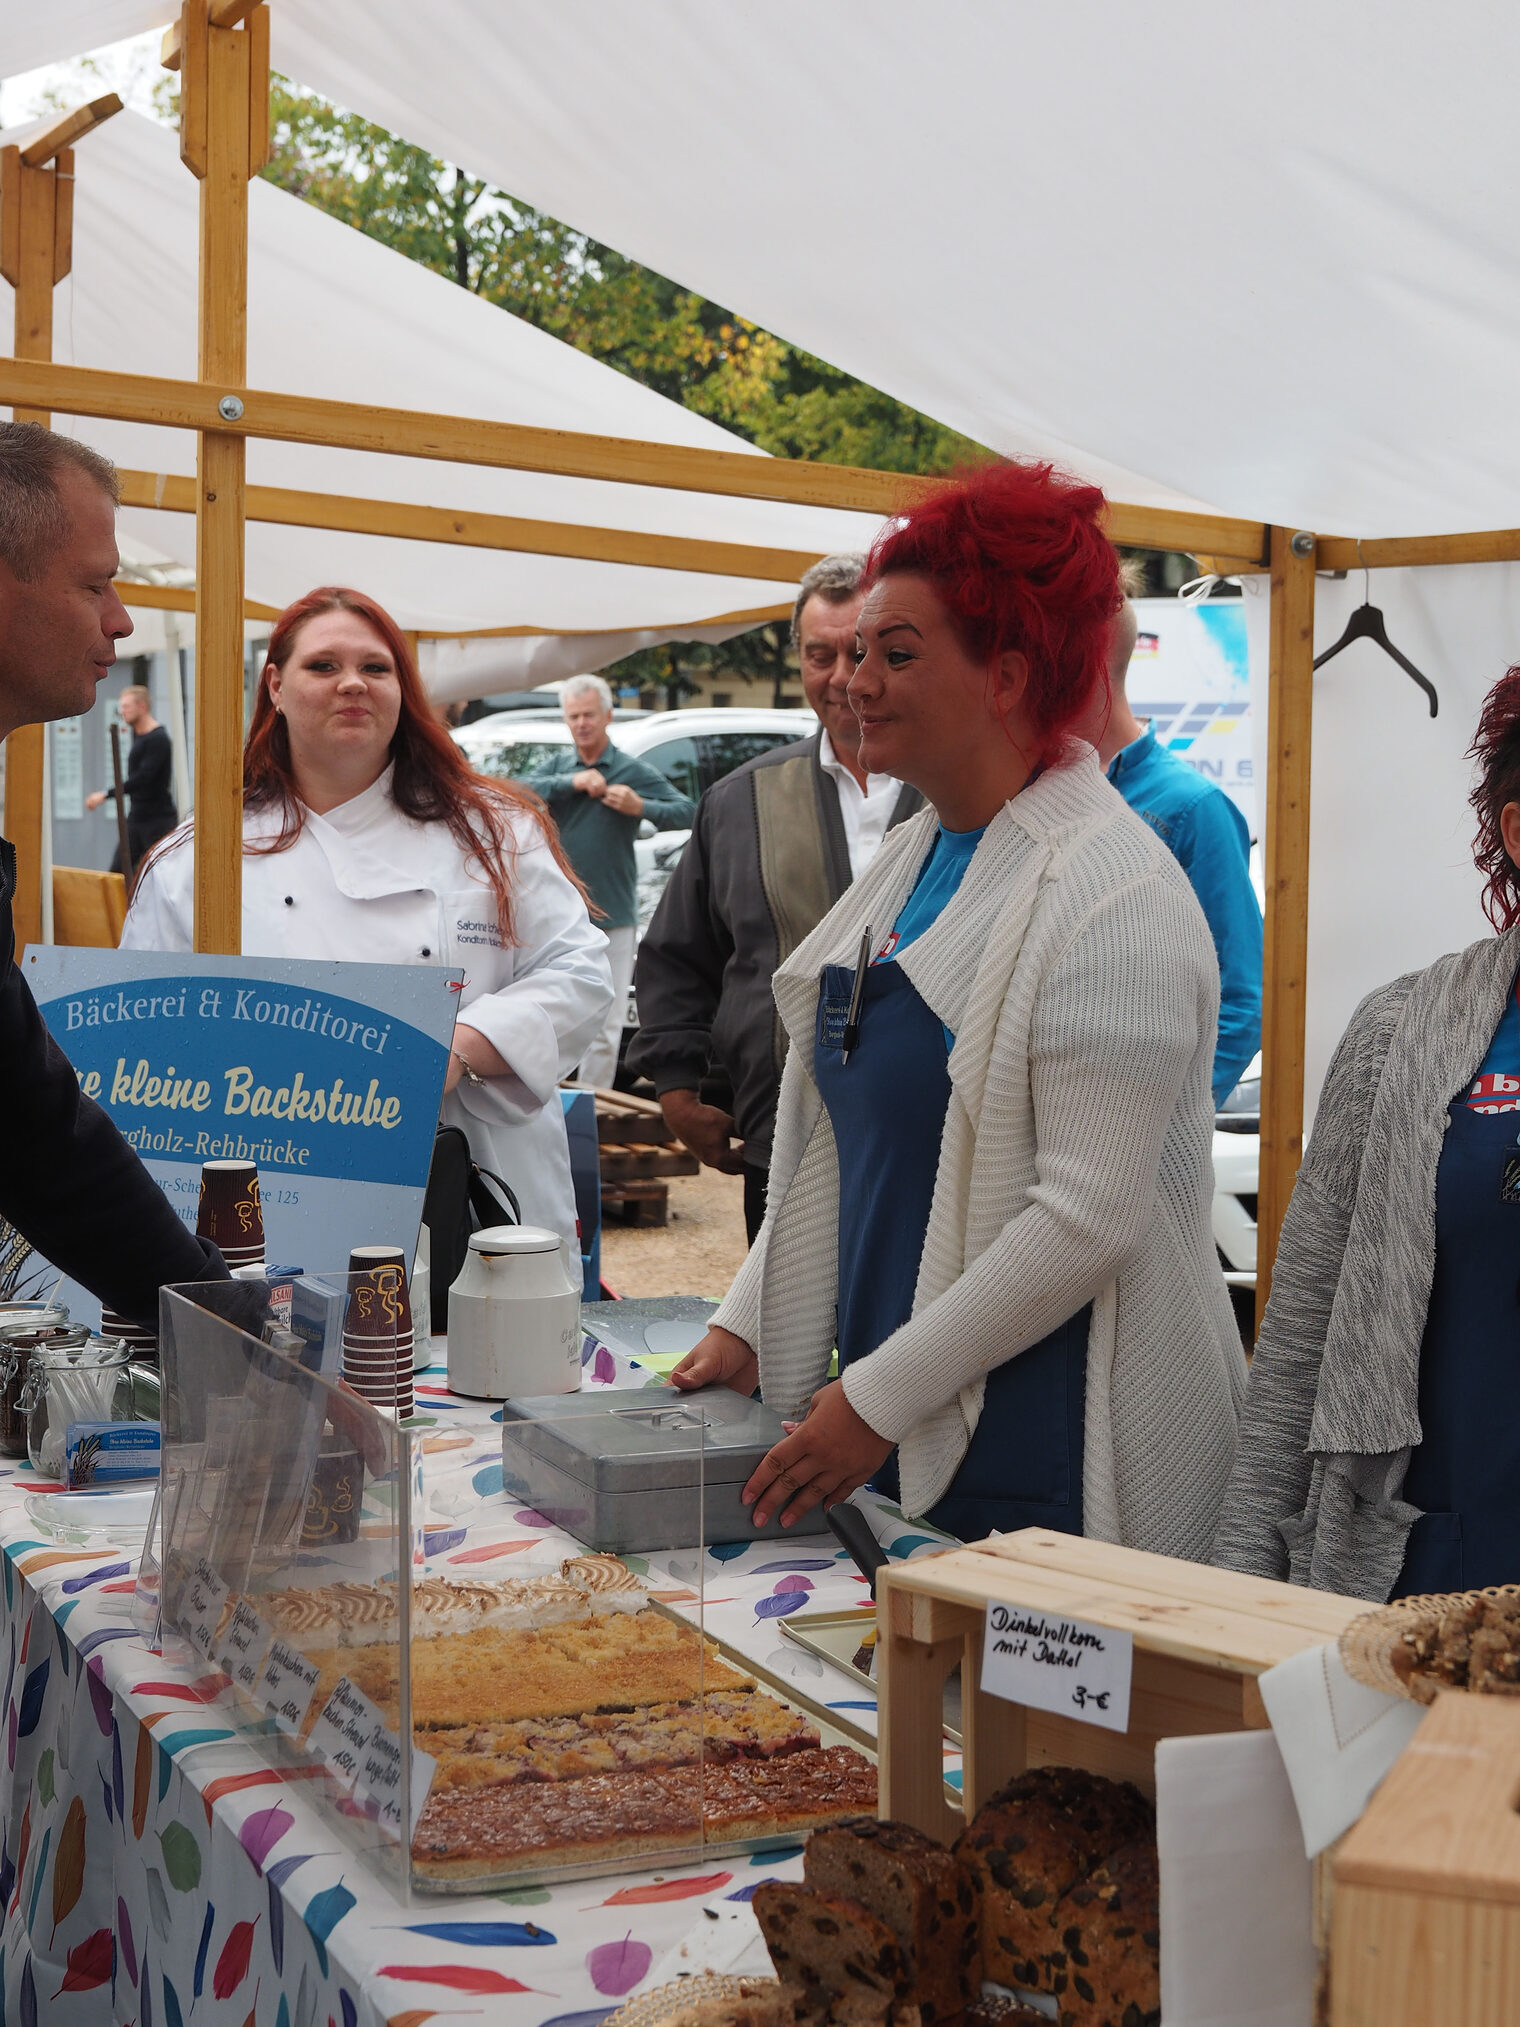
[{"left": 1312, "top": 542, "right": 1439, "bottom": 717}]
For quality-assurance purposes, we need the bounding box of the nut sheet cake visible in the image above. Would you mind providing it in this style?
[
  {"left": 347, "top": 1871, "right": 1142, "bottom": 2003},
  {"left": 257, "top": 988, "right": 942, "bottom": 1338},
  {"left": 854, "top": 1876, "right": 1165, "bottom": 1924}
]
[{"left": 247, "top": 1551, "right": 877, "bottom": 1880}]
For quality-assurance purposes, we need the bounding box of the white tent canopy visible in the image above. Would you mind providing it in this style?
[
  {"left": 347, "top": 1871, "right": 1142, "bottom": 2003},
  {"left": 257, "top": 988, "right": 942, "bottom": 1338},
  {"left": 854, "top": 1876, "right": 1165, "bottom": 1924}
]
[
  {"left": 12, "top": 5, "right": 1520, "bottom": 536},
  {"left": 9, "top": 5, "right": 1520, "bottom": 1151},
  {"left": 0, "top": 108, "right": 884, "bottom": 684},
  {"left": 215, "top": 0, "right": 1520, "bottom": 539}
]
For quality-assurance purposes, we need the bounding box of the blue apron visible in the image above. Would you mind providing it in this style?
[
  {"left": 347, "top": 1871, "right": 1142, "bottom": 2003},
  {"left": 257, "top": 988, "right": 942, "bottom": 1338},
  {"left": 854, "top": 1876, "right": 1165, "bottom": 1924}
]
[
  {"left": 814, "top": 959, "right": 1088, "bottom": 1542},
  {"left": 1394, "top": 1089, "right": 1520, "bottom": 1595}
]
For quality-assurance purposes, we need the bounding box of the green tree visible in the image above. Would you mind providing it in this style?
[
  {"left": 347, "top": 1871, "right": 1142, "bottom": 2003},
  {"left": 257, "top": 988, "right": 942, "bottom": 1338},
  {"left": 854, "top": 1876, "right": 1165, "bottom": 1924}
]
[{"left": 260, "top": 78, "right": 983, "bottom": 474}]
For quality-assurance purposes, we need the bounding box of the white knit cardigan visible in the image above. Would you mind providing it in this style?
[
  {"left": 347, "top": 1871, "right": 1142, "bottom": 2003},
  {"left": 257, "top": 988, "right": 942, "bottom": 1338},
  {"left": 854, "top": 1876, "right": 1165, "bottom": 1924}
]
[{"left": 713, "top": 747, "right": 1246, "bottom": 1558}]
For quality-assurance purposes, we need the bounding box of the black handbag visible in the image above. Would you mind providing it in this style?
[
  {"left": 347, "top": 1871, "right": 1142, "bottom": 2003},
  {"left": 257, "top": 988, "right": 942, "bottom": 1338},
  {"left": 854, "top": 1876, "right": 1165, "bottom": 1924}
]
[{"left": 422, "top": 1124, "right": 522, "bottom": 1335}]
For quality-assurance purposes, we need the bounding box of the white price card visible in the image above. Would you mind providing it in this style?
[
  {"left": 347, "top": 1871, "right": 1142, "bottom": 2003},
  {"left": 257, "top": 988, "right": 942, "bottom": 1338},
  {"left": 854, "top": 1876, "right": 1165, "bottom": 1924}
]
[
  {"left": 217, "top": 1598, "right": 274, "bottom": 1697},
  {"left": 181, "top": 1557, "right": 230, "bottom": 1664},
  {"left": 980, "top": 1601, "right": 1133, "bottom": 1734},
  {"left": 355, "top": 1718, "right": 437, "bottom": 1842},
  {"left": 257, "top": 1637, "right": 322, "bottom": 1738},
  {"left": 307, "top": 1677, "right": 382, "bottom": 1792}
]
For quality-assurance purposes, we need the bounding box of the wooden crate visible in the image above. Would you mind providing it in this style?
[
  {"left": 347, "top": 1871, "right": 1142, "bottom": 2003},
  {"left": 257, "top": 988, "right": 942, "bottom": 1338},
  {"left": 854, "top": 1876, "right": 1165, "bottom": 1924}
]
[
  {"left": 1333, "top": 1692, "right": 1520, "bottom": 2026},
  {"left": 876, "top": 1527, "right": 1365, "bottom": 1844}
]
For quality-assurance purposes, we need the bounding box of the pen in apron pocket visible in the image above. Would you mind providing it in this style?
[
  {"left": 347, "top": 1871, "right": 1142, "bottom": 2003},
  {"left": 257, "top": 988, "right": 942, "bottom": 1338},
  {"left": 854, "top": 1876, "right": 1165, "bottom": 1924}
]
[{"left": 840, "top": 927, "right": 872, "bottom": 1064}]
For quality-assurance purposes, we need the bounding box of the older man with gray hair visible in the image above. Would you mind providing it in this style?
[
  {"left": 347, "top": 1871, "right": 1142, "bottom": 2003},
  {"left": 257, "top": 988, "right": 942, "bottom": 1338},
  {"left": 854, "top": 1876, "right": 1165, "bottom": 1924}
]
[
  {"left": 520, "top": 674, "right": 695, "bottom": 1088},
  {"left": 630, "top": 554, "right": 922, "bottom": 1240},
  {"left": 0, "top": 420, "right": 232, "bottom": 1323}
]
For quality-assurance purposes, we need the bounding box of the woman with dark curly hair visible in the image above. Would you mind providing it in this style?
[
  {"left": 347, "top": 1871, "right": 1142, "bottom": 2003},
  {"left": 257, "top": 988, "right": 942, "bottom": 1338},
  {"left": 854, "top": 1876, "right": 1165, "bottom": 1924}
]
[
  {"left": 122, "top": 587, "right": 612, "bottom": 1254},
  {"left": 1215, "top": 671, "right": 1520, "bottom": 1600},
  {"left": 672, "top": 460, "right": 1245, "bottom": 1552}
]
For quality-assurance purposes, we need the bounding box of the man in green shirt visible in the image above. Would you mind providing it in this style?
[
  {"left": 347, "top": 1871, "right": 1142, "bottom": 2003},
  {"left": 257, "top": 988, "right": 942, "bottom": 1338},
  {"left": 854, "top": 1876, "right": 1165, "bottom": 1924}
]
[{"left": 521, "top": 675, "right": 695, "bottom": 1087}]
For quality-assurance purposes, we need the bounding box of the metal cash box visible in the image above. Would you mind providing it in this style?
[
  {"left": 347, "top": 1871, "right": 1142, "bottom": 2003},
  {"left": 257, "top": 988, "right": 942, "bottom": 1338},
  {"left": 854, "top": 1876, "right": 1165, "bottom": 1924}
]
[{"left": 499, "top": 1383, "right": 830, "bottom": 1551}]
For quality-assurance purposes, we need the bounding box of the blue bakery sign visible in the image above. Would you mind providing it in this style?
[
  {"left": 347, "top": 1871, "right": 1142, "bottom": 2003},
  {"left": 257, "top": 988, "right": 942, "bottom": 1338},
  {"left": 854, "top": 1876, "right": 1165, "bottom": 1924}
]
[{"left": 20, "top": 948, "right": 461, "bottom": 1322}]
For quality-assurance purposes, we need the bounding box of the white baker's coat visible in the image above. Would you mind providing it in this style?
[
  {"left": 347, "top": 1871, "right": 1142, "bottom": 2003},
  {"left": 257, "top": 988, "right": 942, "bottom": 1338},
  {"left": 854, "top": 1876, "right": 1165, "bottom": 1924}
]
[{"left": 120, "top": 768, "right": 614, "bottom": 1254}]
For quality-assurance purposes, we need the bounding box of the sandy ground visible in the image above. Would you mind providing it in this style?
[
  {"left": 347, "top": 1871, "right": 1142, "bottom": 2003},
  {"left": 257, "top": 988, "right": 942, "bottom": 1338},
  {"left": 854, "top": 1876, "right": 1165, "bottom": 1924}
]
[{"left": 599, "top": 1163, "right": 750, "bottom": 1301}]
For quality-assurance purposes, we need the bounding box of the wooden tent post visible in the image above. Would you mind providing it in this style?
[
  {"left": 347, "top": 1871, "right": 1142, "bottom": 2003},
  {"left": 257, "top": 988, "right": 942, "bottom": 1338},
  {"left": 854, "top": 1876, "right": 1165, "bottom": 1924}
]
[
  {"left": 0, "top": 95, "right": 122, "bottom": 955},
  {"left": 1256, "top": 528, "right": 1317, "bottom": 1326},
  {"left": 168, "top": 0, "right": 268, "bottom": 954}
]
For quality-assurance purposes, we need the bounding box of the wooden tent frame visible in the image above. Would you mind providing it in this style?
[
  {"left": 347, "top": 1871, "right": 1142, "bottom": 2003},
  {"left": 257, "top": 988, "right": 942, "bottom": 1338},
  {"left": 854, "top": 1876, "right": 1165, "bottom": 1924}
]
[{"left": 0, "top": 1, "right": 1503, "bottom": 1314}]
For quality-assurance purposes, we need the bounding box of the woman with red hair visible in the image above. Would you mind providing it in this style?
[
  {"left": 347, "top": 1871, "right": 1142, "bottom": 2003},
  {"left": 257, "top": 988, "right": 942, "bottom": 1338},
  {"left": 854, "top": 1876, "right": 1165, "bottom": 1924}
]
[
  {"left": 673, "top": 461, "right": 1245, "bottom": 1554},
  {"left": 122, "top": 588, "right": 612, "bottom": 1254},
  {"left": 1217, "top": 671, "right": 1520, "bottom": 1600}
]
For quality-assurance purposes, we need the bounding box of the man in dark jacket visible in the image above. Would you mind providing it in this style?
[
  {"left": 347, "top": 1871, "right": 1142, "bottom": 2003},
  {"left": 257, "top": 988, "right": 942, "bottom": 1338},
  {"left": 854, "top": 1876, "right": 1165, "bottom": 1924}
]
[
  {"left": 0, "top": 423, "right": 228, "bottom": 1323},
  {"left": 629, "top": 555, "right": 921, "bottom": 1240},
  {"left": 86, "top": 683, "right": 177, "bottom": 872}
]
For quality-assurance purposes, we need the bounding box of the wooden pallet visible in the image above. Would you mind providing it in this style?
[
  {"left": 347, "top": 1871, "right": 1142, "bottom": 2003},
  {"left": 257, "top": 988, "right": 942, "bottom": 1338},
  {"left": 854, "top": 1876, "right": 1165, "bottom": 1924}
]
[
  {"left": 592, "top": 1087, "right": 699, "bottom": 1225},
  {"left": 1333, "top": 1692, "right": 1520, "bottom": 2026},
  {"left": 875, "top": 1527, "right": 1365, "bottom": 1845}
]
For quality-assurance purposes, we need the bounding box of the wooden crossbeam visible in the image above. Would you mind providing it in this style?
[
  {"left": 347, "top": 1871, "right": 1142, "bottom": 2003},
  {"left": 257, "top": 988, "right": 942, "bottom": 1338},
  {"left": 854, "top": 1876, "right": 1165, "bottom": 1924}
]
[
  {"left": 0, "top": 357, "right": 1265, "bottom": 558},
  {"left": 414, "top": 602, "right": 790, "bottom": 641},
  {"left": 115, "top": 467, "right": 821, "bottom": 583},
  {"left": 19, "top": 95, "right": 123, "bottom": 169},
  {"left": 116, "top": 580, "right": 280, "bottom": 622},
  {"left": 1316, "top": 528, "right": 1520, "bottom": 571}
]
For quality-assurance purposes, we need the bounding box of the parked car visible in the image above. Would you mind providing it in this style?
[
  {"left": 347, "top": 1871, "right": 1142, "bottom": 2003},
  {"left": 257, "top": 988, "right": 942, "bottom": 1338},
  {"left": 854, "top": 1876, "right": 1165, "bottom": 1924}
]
[
  {"left": 453, "top": 705, "right": 814, "bottom": 808},
  {"left": 1212, "top": 1055, "right": 1260, "bottom": 1339},
  {"left": 455, "top": 688, "right": 651, "bottom": 727},
  {"left": 454, "top": 707, "right": 817, "bottom": 1063}
]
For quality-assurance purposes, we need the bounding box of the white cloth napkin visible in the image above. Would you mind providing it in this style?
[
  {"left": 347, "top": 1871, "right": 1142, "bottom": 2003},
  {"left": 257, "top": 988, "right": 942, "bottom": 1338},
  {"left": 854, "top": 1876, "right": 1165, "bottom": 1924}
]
[
  {"left": 1257, "top": 1639, "right": 1425, "bottom": 1858},
  {"left": 1156, "top": 1729, "right": 1316, "bottom": 2027}
]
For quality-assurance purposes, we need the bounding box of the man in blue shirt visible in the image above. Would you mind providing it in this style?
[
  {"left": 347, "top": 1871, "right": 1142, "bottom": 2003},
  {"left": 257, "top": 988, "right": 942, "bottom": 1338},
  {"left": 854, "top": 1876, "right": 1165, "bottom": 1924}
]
[{"left": 1096, "top": 600, "right": 1263, "bottom": 1105}]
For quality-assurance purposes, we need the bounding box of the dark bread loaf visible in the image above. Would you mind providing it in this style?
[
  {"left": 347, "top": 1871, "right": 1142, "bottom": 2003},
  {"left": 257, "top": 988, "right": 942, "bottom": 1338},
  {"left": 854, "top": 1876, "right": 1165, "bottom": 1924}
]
[
  {"left": 806, "top": 1817, "right": 980, "bottom": 2021},
  {"left": 1052, "top": 1837, "right": 1161, "bottom": 2027},
  {"left": 953, "top": 1767, "right": 1153, "bottom": 1995},
  {"left": 753, "top": 1882, "right": 913, "bottom": 2023}
]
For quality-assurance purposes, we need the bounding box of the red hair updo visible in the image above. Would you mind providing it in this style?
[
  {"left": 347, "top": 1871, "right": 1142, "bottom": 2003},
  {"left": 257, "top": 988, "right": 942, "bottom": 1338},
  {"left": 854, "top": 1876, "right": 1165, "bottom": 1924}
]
[
  {"left": 862, "top": 459, "right": 1121, "bottom": 758},
  {"left": 244, "top": 587, "right": 585, "bottom": 944},
  {"left": 1469, "top": 666, "right": 1520, "bottom": 930}
]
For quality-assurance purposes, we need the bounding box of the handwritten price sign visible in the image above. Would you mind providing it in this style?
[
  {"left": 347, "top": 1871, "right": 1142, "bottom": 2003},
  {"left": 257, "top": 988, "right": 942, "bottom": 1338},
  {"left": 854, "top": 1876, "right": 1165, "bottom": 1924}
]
[{"left": 979, "top": 1602, "right": 1133, "bottom": 1734}]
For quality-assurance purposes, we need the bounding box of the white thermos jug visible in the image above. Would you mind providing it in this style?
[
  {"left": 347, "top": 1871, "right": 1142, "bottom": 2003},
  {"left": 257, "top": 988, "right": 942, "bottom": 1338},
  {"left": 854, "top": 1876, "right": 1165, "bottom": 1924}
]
[{"left": 446, "top": 1224, "right": 582, "bottom": 1399}]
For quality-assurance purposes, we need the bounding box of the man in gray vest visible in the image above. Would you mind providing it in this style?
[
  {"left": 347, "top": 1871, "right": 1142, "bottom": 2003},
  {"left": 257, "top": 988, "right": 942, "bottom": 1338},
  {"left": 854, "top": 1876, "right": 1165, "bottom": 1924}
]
[{"left": 629, "top": 555, "right": 921, "bottom": 1241}]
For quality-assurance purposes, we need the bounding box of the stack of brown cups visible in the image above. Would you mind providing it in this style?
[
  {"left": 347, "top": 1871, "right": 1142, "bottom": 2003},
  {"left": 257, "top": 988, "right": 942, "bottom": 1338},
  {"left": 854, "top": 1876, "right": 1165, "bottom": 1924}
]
[
  {"left": 99, "top": 1306, "right": 157, "bottom": 1360},
  {"left": 342, "top": 1245, "right": 414, "bottom": 1419},
  {"left": 196, "top": 1160, "right": 265, "bottom": 1270}
]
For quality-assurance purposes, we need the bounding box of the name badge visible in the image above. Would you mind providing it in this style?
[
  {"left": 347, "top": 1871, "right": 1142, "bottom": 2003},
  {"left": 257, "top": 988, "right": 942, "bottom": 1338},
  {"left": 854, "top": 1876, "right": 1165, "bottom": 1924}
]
[
  {"left": 820, "top": 998, "right": 851, "bottom": 1051},
  {"left": 818, "top": 964, "right": 856, "bottom": 1053}
]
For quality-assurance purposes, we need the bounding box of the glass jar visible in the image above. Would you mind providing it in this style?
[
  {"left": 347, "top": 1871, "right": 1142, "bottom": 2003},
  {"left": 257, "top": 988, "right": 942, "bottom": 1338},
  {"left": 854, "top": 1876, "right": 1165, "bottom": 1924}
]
[
  {"left": 0, "top": 1313, "right": 72, "bottom": 1461},
  {"left": 14, "top": 1332, "right": 133, "bottom": 1480}
]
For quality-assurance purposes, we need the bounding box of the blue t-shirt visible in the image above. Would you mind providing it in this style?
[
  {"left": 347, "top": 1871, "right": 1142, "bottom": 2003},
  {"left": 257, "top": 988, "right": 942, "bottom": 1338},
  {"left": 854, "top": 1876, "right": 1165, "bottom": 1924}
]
[
  {"left": 1107, "top": 726, "right": 1262, "bottom": 1106},
  {"left": 876, "top": 824, "right": 985, "bottom": 964},
  {"left": 1462, "top": 981, "right": 1520, "bottom": 1111},
  {"left": 872, "top": 824, "right": 986, "bottom": 1047}
]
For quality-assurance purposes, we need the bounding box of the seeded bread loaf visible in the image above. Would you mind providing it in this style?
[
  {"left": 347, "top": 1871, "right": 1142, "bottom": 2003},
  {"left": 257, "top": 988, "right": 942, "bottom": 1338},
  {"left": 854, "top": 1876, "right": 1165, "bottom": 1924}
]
[
  {"left": 753, "top": 1882, "right": 913, "bottom": 2023},
  {"left": 1051, "top": 1837, "right": 1161, "bottom": 2027},
  {"left": 953, "top": 1767, "right": 1153, "bottom": 1995},
  {"left": 805, "top": 1817, "right": 980, "bottom": 2022}
]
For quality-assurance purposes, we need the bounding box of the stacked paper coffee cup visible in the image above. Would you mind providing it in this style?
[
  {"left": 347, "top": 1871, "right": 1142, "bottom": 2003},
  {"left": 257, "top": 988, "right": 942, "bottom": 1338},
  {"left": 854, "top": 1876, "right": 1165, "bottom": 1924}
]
[
  {"left": 196, "top": 1160, "right": 266, "bottom": 1271},
  {"left": 342, "top": 1245, "right": 414, "bottom": 1419},
  {"left": 99, "top": 1306, "right": 157, "bottom": 1360}
]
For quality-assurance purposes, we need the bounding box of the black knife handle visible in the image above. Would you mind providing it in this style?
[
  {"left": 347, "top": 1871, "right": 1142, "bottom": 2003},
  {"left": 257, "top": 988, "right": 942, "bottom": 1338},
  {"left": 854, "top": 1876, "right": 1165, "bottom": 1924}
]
[{"left": 826, "top": 1502, "right": 889, "bottom": 1599}]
